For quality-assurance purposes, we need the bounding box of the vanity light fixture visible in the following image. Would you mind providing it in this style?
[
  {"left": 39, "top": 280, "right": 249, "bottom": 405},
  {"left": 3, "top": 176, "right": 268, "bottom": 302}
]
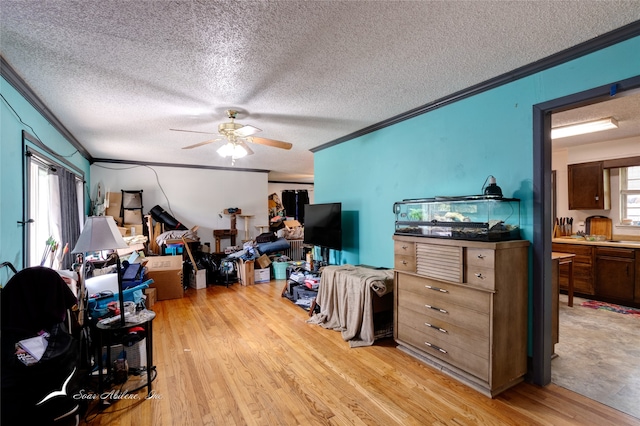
[{"left": 551, "top": 117, "right": 618, "bottom": 139}]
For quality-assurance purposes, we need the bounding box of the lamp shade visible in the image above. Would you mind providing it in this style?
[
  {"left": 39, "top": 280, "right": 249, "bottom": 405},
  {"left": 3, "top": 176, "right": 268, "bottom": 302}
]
[
  {"left": 483, "top": 176, "right": 503, "bottom": 197},
  {"left": 217, "top": 142, "right": 247, "bottom": 159},
  {"left": 72, "top": 216, "right": 128, "bottom": 254}
]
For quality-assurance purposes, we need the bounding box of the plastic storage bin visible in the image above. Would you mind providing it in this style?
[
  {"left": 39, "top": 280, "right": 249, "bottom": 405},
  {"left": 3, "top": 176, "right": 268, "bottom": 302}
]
[{"left": 273, "top": 262, "right": 290, "bottom": 280}]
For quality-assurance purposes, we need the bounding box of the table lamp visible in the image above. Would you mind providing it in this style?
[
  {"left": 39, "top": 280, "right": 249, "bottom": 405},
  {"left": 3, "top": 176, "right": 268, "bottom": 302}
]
[{"left": 72, "top": 216, "right": 129, "bottom": 327}]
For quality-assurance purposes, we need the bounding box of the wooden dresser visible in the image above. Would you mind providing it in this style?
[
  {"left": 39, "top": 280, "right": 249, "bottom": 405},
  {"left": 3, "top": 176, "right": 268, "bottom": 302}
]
[{"left": 393, "top": 235, "right": 529, "bottom": 397}]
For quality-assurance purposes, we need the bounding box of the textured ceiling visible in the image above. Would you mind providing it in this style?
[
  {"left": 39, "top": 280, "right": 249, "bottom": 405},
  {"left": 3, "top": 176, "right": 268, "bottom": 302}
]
[
  {"left": 551, "top": 91, "right": 640, "bottom": 149},
  {"left": 1, "top": 1, "right": 639, "bottom": 182}
]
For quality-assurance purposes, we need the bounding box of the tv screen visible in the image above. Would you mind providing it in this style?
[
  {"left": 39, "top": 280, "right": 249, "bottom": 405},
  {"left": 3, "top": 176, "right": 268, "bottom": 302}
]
[{"left": 303, "top": 202, "right": 342, "bottom": 250}]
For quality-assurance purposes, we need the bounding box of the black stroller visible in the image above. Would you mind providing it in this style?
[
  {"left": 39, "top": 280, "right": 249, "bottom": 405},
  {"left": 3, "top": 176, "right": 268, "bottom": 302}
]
[{"left": 1, "top": 266, "right": 84, "bottom": 425}]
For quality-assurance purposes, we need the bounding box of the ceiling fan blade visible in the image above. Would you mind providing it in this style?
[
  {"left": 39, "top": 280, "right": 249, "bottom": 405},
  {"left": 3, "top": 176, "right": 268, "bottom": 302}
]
[
  {"left": 248, "top": 137, "right": 293, "bottom": 150},
  {"left": 237, "top": 141, "right": 254, "bottom": 156},
  {"left": 170, "top": 128, "right": 217, "bottom": 135},
  {"left": 234, "top": 124, "right": 261, "bottom": 137},
  {"left": 182, "top": 138, "right": 220, "bottom": 149}
]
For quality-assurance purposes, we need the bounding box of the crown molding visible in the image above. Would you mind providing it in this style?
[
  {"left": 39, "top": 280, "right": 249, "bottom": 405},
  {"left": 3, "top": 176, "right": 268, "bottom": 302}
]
[{"left": 1, "top": 56, "right": 93, "bottom": 161}]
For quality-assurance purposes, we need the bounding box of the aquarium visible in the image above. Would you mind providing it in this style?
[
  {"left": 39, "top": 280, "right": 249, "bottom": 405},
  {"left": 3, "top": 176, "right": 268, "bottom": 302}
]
[{"left": 393, "top": 196, "right": 521, "bottom": 241}]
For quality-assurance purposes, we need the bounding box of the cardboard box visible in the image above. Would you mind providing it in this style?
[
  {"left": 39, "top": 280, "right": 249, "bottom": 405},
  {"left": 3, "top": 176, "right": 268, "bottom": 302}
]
[
  {"left": 124, "top": 209, "right": 143, "bottom": 224},
  {"left": 255, "top": 268, "right": 270, "bottom": 283},
  {"left": 124, "top": 223, "right": 144, "bottom": 237},
  {"left": 105, "top": 192, "right": 123, "bottom": 224},
  {"left": 146, "top": 255, "right": 183, "bottom": 300},
  {"left": 189, "top": 269, "right": 207, "bottom": 290},
  {"left": 283, "top": 219, "right": 301, "bottom": 229},
  {"left": 237, "top": 258, "right": 254, "bottom": 286},
  {"left": 256, "top": 254, "right": 272, "bottom": 269},
  {"left": 143, "top": 287, "right": 156, "bottom": 308}
]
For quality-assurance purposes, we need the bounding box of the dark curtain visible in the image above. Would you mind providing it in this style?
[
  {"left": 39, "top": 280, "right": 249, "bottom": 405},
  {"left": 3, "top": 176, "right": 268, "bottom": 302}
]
[
  {"left": 297, "top": 190, "right": 309, "bottom": 224},
  {"left": 281, "top": 190, "right": 309, "bottom": 224},
  {"left": 282, "top": 191, "right": 297, "bottom": 219},
  {"left": 58, "top": 169, "right": 81, "bottom": 270}
]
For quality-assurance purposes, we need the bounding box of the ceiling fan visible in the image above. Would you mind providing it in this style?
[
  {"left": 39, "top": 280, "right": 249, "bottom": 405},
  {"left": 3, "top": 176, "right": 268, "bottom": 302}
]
[{"left": 170, "top": 110, "right": 293, "bottom": 160}]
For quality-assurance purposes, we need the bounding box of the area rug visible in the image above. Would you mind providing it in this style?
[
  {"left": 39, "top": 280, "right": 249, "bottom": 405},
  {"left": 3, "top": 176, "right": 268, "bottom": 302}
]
[{"left": 581, "top": 300, "right": 640, "bottom": 317}]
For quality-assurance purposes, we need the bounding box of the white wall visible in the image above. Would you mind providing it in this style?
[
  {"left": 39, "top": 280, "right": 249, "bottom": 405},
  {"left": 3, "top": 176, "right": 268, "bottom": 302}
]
[
  {"left": 91, "top": 163, "right": 269, "bottom": 247},
  {"left": 552, "top": 135, "right": 640, "bottom": 237}
]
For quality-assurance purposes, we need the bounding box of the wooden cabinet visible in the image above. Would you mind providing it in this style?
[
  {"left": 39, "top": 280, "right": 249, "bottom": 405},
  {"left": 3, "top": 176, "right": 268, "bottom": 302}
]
[
  {"left": 553, "top": 242, "right": 640, "bottom": 307},
  {"left": 567, "top": 161, "right": 610, "bottom": 210},
  {"left": 595, "top": 247, "right": 635, "bottom": 302},
  {"left": 551, "top": 243, "right": 595, "bottom": 295},
  {"left": 393, "top": 236, "right": 529, "bottom": 397}
]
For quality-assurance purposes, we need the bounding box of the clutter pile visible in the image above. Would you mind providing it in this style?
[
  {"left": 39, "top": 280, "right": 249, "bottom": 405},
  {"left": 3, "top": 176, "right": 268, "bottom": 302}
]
[{"left": 280, "top": 261, "right": 321, "bottom": 312}]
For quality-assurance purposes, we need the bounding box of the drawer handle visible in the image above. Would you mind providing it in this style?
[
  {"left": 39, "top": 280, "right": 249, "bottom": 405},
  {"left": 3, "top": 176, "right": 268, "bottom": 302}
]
[
  {"left": 425, "top": 285, "right": 448, "bottom": 293},
  {"left": 425, "top": 304, "right": 448, "bottom": 314},
  {"left": 475, "top": 273, "right": 485, "bottom": 279},
  {"left": 425, "top": 342, "right": 447, "bottom": 354},
  {"left": 425, "top": 322, "right": 447, "bottom": 333},
  {"left": 402, "top": 260, "right": 408, "bottom": 265},
  {"left": 477, "top": 254, "right": 485, "bottom": 259},
  {"left": 402, "top": 245, "right": 408, "bottom": 250}
]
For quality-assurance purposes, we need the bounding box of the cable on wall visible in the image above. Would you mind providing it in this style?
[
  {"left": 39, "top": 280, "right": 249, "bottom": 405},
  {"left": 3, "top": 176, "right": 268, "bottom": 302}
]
[
  {"left": 92, "top": 163, "right": 174, "bottom": 216},
  {"left": 3, "top": 93, "right": 81, "bottom": 163}
]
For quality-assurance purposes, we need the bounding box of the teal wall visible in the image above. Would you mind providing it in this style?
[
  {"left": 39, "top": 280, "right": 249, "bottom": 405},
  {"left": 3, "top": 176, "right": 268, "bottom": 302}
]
[
  {"left": 314, "top": 36, "right": 640, "bottom": 269},
  {"left": 1, "top": 76, "right": 90, "bottom": 273}
]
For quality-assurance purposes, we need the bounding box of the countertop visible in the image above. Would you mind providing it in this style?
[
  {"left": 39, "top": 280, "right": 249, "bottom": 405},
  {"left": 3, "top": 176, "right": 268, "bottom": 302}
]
[{"left": 552, "top": 237, "right": 640, "bottom": 249}]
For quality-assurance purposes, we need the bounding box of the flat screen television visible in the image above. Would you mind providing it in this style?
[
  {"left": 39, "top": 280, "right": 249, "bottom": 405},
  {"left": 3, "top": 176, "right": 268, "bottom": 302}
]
[{"left": 303, "top": 202, "right": 342, "bottom": 251}]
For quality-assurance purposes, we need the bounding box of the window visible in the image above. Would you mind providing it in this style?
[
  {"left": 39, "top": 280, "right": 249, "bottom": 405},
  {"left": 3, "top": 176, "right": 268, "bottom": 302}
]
[
  {"left": 620, "top": 166, "right": 640, "bottom": 225},
  {"left": 27, "top": 152, "right": 84, "bottom": 268},
  {"left": 28, "top": 156, "right": 54, "bottom": 267}
]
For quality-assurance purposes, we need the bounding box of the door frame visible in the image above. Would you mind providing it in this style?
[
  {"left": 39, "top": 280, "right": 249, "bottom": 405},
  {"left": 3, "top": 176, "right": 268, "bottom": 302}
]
[{"left": 531, "top": 75, "right": 640, "bottom": 385}]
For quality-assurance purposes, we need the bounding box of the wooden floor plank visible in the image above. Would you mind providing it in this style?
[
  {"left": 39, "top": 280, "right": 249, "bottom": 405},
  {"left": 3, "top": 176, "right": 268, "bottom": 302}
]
[{"left": 83, "top": 280, "right": 640, "bottom": 425}]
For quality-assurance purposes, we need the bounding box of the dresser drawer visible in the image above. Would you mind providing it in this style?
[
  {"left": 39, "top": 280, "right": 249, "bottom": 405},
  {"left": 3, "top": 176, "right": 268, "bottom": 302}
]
[
  {"left": 397, "top": 323, "right": 489, "bottom": 381},
  {"left": 464, "top": 266, "right": 496, "bottom": 291},
  {"left": 395, "top": 255, "right": 416, "bottom": 272},
  {"left": 394, "top": 240, "right": 415, "bottom": 256},
  {"left": 397, "top": 288, "right": 490, "bottom": 336},
  {"left": 465, "top": 248, "right": 495, "bottom": 268},
  {"left": 397, "top": 309, "right": 489, "bottom": 357},
  {"left": 397, "top": 273, "right": 491, "bottom": 314}
]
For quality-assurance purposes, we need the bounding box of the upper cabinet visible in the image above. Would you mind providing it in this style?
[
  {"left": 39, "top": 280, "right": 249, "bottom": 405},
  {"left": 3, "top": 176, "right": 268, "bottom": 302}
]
[{"left": 568, "top": 161, "right": 611, "bottom": 210}]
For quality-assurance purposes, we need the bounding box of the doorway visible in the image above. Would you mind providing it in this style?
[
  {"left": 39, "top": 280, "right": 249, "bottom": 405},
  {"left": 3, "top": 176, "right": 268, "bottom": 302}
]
[{"left": 532, "top": 75, "right": 640, "bottom": 406}]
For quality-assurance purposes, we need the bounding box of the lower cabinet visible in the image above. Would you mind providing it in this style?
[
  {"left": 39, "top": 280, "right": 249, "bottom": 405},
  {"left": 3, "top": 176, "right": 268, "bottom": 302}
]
[
  {"left": 393, "top": 236, "right": 529, "bottom": 397},
  {"left": 551, "top": 243, "right": 595, "bottom": 295},
  {"left": 595, "top": 247, "right": 636, "bottom": 302},
  {"left": 553, "top": 242, "right": 639, "bottom": 307}
]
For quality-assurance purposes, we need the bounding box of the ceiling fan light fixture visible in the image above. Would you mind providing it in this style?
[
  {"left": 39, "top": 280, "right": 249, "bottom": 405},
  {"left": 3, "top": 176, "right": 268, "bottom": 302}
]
[
  {"left": 551, "top": 117, "right": 618, "bottom": 139},
  {"left": 217, "top": 142, "right": 247, "bottom": 159}
]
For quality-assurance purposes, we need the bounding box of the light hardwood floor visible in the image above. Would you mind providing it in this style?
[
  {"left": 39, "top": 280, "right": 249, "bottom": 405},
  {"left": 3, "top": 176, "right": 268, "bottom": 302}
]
[{"left": 82, "top": 280, "right": 640, "bottom": 425}]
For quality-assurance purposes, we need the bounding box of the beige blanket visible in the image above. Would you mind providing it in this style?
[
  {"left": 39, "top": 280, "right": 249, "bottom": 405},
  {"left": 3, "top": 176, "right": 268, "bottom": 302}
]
[{"left": 307, "top": 265, "right": 393, "bottom": 347}]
